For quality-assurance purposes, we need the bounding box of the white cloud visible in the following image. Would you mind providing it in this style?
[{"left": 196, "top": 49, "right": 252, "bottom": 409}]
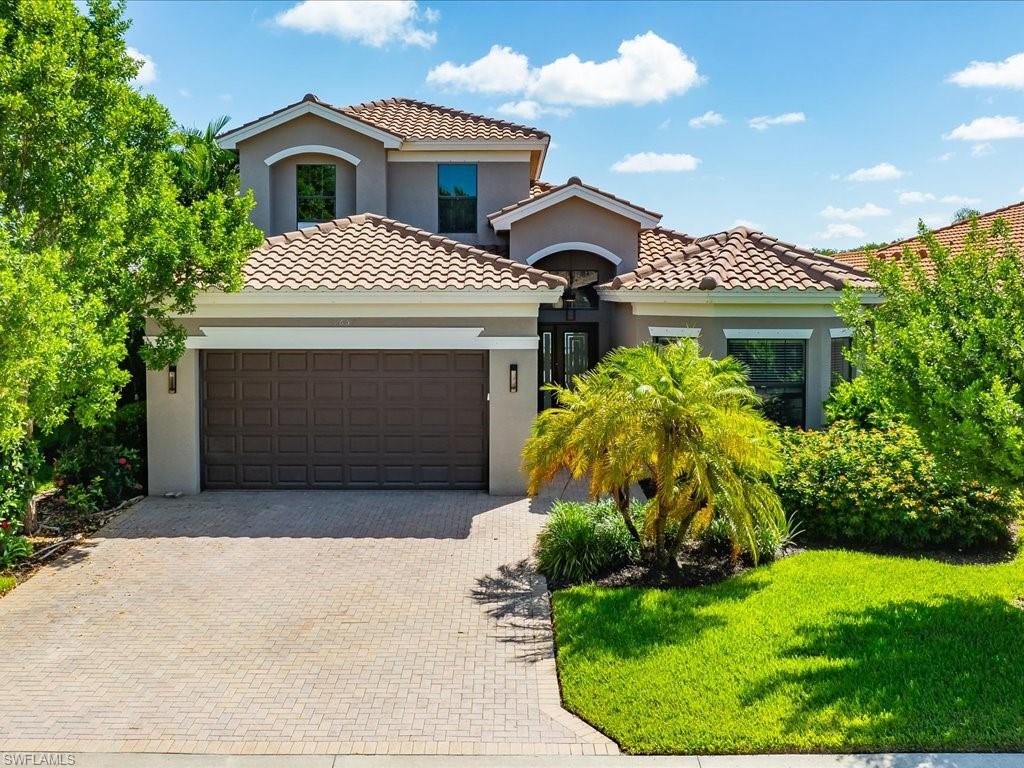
[
  {"left": 611, "top": 152, "right": 701, "bottom": 173},
  {"left": 427, "top": 45, "right": 530, "bottom": 92},
  {"left": 126, "top": 47, "right": 156, "bottom": 86},
  {"left": 733, "top": 218, "right": 758, "bottom": 230},
  {"left": 423, "top": 6, "right": 440, "bottom": 23},
  {"left": 820, "top": 202, "right": 890, "bottom": 220},
  {"left": 946, "top": 115, "right": 1024, "bottom": 141},
  {"left": 818, "top": 223, "right": 866, "bottom": 240},
  {"left": 846, "top": 162, "right": 905, "bottom": 182},
  {"left": 689, "top": 110, "right": 725, "bottom": 128},
  {"left": 658, "top": 118, "right": 672, "bottom": 130},
  {"left": 427, "top": 32, "right": 701, "bottom": 107},
  {"left": 748, "top": 112, "right": 805, "bottom": 131},
  {"left": 275, "top": 1, "right": 437, "bottom": 48},
  {"left": 495, "top": 100, "right": 569, "bottom": 120},
  {"left": 948, "top": 52, "right": 1024, "bottom": 90},
  {"left": 941, "top": 194, "right": 981, "bottom": 205},
  {"left": 971, "top": 142, "right": 994, "bottom": 157},
  {"left": 899, "top": 191, "right": 935, "bottom": 204},
  {"left": 936, "top": 151, "right": 955, "bottom": 162}
]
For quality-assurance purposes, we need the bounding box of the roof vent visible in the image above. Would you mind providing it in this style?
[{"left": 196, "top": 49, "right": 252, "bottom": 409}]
[
  {"left": 698, "top": 275, "right": 718, "bottom": 291},
  {"left": 567, "top": 176, "right": 583, "bottom": 186},
  {"left": 302, "top": 93, "right": 319, "bottom": 103}
]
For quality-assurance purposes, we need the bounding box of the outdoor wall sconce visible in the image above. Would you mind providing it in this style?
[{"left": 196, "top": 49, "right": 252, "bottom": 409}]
[
  {"left": 509, "top": 363, "right": 518, "bottom": 393},
  {"left": 168, "top": 365, "right": 177, "bottom": 394}
]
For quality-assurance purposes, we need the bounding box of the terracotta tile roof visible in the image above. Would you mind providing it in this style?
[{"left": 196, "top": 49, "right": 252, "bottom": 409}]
[
  {"left": 244, "top": 214, "right": 565, "bottom": 292},
  {"left": 341, "top": 97, "right": 548, "bottom": 142},
  {"left": 638, "top": 226, "right": 696, "bottom": 268},
  {"left": 489, "top": 176, "right": 662, "bottom": 222},
  {"left": 604, "top": 226, "right": 875, "bottom": 292},
  {"left": 834, "top": 200, "right": 1024, "bottom": 276},
  {"left": 220, "top": 94, "right": 549, "bottom": 145}
]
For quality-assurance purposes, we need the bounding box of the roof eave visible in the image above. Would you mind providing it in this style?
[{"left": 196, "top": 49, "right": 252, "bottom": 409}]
[
  {"left": 489, "top": 184, "right": 662, "bottom": 231},
  {"left": 217, "top": 100, "right": 404, "bottom": 150},
  {"left": 598, "top": 287, "right": 882, "bottom": 304}
]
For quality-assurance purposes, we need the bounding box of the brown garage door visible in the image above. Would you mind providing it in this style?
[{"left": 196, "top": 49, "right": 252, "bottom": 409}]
[{"left": 201, "top": 350, "right": 488, "bottom": 490}]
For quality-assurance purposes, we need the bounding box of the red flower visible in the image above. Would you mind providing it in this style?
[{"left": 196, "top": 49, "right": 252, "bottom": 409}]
[
  {"left": 118, "top": 457, "right": 128, "bottom": 466},
  {"left": 0, "top": 519, "right": 9, "bottom": 530}
]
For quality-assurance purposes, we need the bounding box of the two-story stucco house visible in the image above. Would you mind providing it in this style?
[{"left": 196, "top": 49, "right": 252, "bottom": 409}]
[{"left": 146, "top": 94, "right": 877, "bottom": 497}]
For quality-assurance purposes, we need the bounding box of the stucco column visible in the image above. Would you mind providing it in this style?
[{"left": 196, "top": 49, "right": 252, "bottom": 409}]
[
  {"left": 146, "top": 348, "right": 201, "bottom": 495},
  {"left": 488, "top": 348, "right": 537, "bottom": 495}
]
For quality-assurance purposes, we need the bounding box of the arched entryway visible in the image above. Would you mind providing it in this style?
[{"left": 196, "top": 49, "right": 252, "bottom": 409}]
[{"left": 532, "top": 248, "right": 619, "bottom": 409}]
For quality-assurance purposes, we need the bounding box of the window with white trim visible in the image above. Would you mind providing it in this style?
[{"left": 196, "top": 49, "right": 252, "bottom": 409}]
[
  {"left": 727, "top": 338, "right": 807, "bottom": 427},
  {"left": 296, "top": 164, "right": 336, "bottom": 227},
  {"left": 830, "top": 336, "right": 853, "bottom": 390}
]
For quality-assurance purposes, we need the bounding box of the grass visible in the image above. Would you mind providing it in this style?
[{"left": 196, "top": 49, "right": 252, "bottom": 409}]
[
  {"left": 552, "top": 549, "right": 1024, "bottom": 754},
  {"left": 0, "top": 575, "right": 16, "bottom": 597}
]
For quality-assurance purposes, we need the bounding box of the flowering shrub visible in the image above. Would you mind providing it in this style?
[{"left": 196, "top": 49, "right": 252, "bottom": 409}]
[
  {"left": 776, "top": 421, "right": 1021, "bottom": 549},
  {"left": 54, "top": 440, "right": 141, "bottom": 509},
  {"left": 0, "top": 516, "right": 33, "bottom": 569}
]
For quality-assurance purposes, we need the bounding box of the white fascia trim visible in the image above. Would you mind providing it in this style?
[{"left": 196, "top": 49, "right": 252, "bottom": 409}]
[
  {"left": 526, "top": 242, "right": 622, "bottom": 266},
  {"left": 724, "top": 328, "right": 814, "bottom": 340},
  {"left": 490, "top": 184, "right": 662, "bottom": 231},
  {"left": 193, "top": 288, "right": 565, "bottom": 306},
  {"left": 170, "top": 327, "right": 538, "bottom": 350},
  {"left": 648, "top": 326, "right": 701, "bottom": 338},
  {"left": 830, "top": 327, "right": 854, "bottom": 338},
  {"left": 265, "top": 145, "right": 360, "bottom": 167},
  {"left": 218, "top": 102, "right": 402, "bottom": 150},
  {"left": 599, "top": 288, "right": 860, "bottom": 305},
  {"left": 388, "top": 150, "right": 531, "bottom": 163},
  {"left": 402, "top": 140, "right": 548, "bottom": 152}
]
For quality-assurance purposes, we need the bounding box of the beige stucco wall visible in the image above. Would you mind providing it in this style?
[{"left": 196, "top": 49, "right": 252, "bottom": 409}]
[
  {"left": 387, "top": 161, "right": 529, "bottom": 247},
  {"left": 508, "top": 197, "right": 641, "bottom": 272},
  {"left": 145, "top": 311, "right": 539, "bottom": 496},
  {"left": 608, "top": 303, "right": 850, "bottom": 428},
  {"left": 146, "top": 348, "right": 201, "bottom": 495},
  {"left": 269, "top": 152, "right": 357, "bottom": 235},
  {"left": 237, "top": 113, "right": 388, "bottom": 235}
]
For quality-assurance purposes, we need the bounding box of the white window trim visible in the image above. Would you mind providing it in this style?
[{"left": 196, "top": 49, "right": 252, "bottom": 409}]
[
  {"left": 829, "top": 327, "right": 854, "bottom": 338},
  {"left": 526, "top": 242, "right": 622, "bottom": 267},
  {"left": 489, "top": 184, "right": 661, "bottom": 231},
  {"left": 723, "top": 328, "right": 814, "bottom": 340},
  {"left": 648, "top": 326, "right": 701, "bottom": 338},
  {"left": 166, "top": 326, "right": 538, "bottom": 351},
  {"left": 264, "top": 145, "right": 361, "bottom": 167},
  {"left": 218, "top": 101, "right": 402, "bottom": 150}
]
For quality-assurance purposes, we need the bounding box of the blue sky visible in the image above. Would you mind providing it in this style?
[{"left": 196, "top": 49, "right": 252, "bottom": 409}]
[{"left": 124, "top": 0, "right": 1024, "bottom": 248}]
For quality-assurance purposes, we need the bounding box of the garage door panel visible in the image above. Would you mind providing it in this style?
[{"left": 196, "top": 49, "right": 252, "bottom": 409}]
[{"left": 202, "top": 350, "right": 487, "bottom": 490}]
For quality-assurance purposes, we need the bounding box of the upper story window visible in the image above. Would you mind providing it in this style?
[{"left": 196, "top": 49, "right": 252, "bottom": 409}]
[
  {"left": 296, "top": 164, "right": 336, "bottom": 228},
  {"left": 438, "top": 164, "right": 477, "bottom": 233}
]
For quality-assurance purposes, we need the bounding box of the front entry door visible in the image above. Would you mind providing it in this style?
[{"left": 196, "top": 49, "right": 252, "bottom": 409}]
[{"left": 538, "top": 323, "right": 599, "bottom": 409}]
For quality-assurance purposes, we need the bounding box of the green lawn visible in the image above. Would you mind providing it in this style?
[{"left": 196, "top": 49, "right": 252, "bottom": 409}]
[
  {"left": 552, "top": 549, "right": 1024, "bottom": 754},
  {"left": 0, "top": 575, "right": 15, "bottom": 596}
]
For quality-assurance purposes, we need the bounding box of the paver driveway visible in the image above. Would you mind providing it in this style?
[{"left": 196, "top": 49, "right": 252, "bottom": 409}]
[{"left": 0, "top": 491, "right": 615, "bottom": 756}]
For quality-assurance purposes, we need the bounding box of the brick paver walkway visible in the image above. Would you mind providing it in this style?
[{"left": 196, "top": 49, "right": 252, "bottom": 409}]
[{"left": 0, "top": 491, "right": 615, "bottom": 755}]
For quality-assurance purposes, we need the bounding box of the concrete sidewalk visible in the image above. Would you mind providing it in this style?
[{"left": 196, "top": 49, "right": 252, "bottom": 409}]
[{"left": 12, "top": 752, "right": 1020, "bottom": 768}]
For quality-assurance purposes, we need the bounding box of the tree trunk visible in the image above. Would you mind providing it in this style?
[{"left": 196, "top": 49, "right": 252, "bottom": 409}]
[{"left": 613, "top": 486, "right": 641, "bottom": 542}]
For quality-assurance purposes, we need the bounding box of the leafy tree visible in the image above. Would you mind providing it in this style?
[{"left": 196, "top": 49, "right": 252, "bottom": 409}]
[
  {"left": 953, "top": 207, "right": 981, "bottom": 224},
  {"left": 837, "top": 219, "right": 1024, "bottom": 487},
  {"left": 170, "top": 115, "right": 240, "bottom": 205},
  {"left": 0, "top": 0, "right": 262, "bottom": 528},
  {"left": 523, "top": 340, "right": 785, "bottom": 570}
]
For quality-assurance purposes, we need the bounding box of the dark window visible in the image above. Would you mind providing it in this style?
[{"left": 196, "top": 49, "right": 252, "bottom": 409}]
[
  {"left": 438, "top": 164, "right": 477, "bottom": 233},
  {"left": 296, "top": 164, "right": 336, "bottom": 227},
  {"left": 542, "top": 270, "right": 600, "bottom": 309},
  {"left": 727, "top": 339, "right": 807, "bottom": 427},
  {"left": 830, "top": 336, "right": 853, "bottom": 390}
]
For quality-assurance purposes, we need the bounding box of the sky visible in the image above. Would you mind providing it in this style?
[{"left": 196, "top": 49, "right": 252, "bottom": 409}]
[{"left": 124, "top": 0, "right": 1024, "bottom": 249}]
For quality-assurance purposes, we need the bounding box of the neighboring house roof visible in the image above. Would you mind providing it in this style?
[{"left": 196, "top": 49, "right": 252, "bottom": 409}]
[
  {"left": 245, "top": 214, "right": 566, "bottom": 292},
  {"left": 603, "top": 226, "right": 874, "bottom": 292},
  {"left": 638, "top": 226, "right": 696, "bottom": 268},
  {"left": 489, "top": 176, "right": 663, "bottom": 231},
  {"left": 218, "top": 93, "right": 548, "bottom": 147},
  {"left": 834, "top": 200, "right": 1024, "bottom": 275}
]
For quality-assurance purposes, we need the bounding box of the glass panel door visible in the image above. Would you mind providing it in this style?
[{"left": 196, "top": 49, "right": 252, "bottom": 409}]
[
  {"left": 563, "top": 331, "right": 590, "bottom": 386},
  {"left": 540, "top": 331, "right": 554, "bottom": 410}
]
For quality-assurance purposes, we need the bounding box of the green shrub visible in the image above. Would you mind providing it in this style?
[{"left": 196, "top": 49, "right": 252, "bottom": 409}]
[
  {"left": 0, "top": 439, "right": 40, "bottom": 524},
  {"left": 699, "top": 513, "right": 799, "bottom": 564},
  {"left": 63, "top": 478, "right": 108, "bottom": 514},
  {"left": 0, "top": 517, "right": 33, "bottom": 569},
  {"left": 824, "top": 376, "right": 895, "bottom": 428},
  {"left": 536, "top": 500, "right": 641, "bottom": 585},
  {"left": 776, "top": 421, "right": 1021, "bottom": 549},
  {"left": 54, "top": 439, "right": 141, "bottom": 507}
]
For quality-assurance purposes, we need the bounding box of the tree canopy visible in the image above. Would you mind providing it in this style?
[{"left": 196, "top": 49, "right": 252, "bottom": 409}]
[{"left": 837, "top": 219, "right": 1024, "bottom": 487}]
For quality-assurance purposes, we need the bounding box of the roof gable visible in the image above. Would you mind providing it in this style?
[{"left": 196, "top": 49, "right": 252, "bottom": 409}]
[
  {"left": 244, "top": 214, "right": 566, "bottom": 293},
  {"left": 489, "top": 176, "right": 662, "bottom": 231},
  {"left": 604, "top": 226, "right": 874, "bottom": 293}
]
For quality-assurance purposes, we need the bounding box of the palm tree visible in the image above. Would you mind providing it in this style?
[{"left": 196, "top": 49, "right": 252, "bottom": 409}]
[
  {"left": 523, "top": 339, "right": 785, "bottom": 570},
  {"left": 170, "top": 115, "right": 239, "bottom": 204}
]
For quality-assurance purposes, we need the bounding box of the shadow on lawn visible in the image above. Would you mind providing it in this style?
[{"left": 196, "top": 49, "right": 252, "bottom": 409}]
[
  {"left": 554, "top": 573, "right": 768, "bottom": 660},
  {"left": 743, "top": 595, "right": 1024, "bottom": 751}
]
